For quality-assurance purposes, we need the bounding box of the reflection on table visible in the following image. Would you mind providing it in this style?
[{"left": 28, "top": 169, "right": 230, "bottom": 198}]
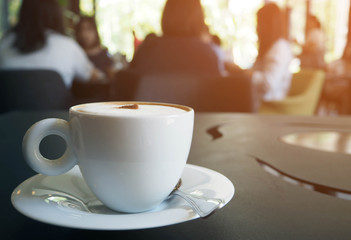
[{"left": 280, "top": 131, "right": 351, "bottom": 154}]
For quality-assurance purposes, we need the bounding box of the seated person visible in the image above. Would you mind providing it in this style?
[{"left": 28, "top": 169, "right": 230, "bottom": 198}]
[
  {"left": 75, "top": 16, "right": 115, "bottom": 81},
  {"left": 328, "top": 40, "right": 351, "bottom": 78},
  {"left": 129, "top": 0, "right": 224, "bottom": 76},
  {"left": 299, "top": 15, "right": 326, "bottom": 70},
  {"left": 249, "top": 3, "right": 293, "bottom": 103},
  {"left": 325, "top": 40, "right": 351, "bottom": 114},
  {"left": 0, "top": 0, "right": 103, "bottom": 88}
]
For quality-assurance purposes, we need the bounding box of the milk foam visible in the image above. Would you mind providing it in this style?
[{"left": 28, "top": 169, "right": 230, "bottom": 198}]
[{"left": 75, "top": 103, "right": 187, "bottom": 116}]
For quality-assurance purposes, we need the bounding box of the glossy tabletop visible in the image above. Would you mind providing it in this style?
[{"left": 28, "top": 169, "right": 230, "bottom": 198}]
[{"left": 1, "top": 111, "right": 351, "bottom": 239}]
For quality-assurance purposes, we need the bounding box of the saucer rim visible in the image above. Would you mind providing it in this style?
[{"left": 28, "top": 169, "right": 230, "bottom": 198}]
[{"left": 11, "top": 164, "right": 235, "bottom": 230}]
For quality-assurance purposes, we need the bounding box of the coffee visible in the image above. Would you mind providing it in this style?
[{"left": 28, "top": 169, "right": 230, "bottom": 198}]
[{"left": 73, "top": 102, "right": 189, "bottom": 116}]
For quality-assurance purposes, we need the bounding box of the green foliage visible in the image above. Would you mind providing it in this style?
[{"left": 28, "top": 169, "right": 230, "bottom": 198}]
[
  {"left": 95, "top": 0, "right": 165, "bottom": 60},
  {"left": 8, "top": 0, "right": 21, "bottom": 26},
  {"left": 80, "top": 0, "right": 95, "bottom": 16}
]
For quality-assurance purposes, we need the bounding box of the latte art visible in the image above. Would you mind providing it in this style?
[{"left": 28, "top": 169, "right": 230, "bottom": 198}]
[
  {"left": 116, "top": 104, "right": 139, "bottom": 109},
  {"left": 74, "top": 102, "right": 188, "bottom": 116}
]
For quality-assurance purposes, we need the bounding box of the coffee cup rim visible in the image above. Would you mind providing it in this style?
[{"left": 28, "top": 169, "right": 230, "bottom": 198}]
[{"left": 70, "top": 101, "right": 194, "bottom": 118}]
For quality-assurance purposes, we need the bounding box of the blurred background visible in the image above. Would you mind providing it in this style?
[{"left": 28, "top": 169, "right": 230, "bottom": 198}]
[
  {"left": 1, "top": 0, "right": 350, "bottom": 69},
  {"left": 1, "top": 0, "right": 351, "bottom": 116}
]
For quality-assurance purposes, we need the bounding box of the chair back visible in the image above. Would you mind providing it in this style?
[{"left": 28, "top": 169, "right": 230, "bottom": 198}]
[
  {"left": 259, "top": 68, "right": 326, "bottom": 115},
  {"left": 112, "top": 70, "right": 256, "bottom": 112},
  {"left": 0, "top": 69, "right": 72, "bottom": 113}
]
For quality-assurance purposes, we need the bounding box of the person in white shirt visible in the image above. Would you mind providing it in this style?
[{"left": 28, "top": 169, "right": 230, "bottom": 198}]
[
  {"left": 0, "top": 0, "right": 103, "bottom": 88},
  {"left": 250, "top": 3, "right": 293, "bottom": 103}
]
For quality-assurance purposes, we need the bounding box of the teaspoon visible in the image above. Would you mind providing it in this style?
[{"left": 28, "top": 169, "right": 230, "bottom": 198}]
[{"left": 169, "top": 179, "right": 223, "bottom": 218}]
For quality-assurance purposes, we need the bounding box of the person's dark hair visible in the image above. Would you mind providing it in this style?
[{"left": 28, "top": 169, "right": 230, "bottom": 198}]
[
  {"left": 342, "top": 39, "right": 351, "bottom": 62},
  {"left": 12, "top": 0, "right": 65, "bottom": 54},
  {"left": 307, "top": 15, "right": 321, "bottom": 31},
  {"left": 161, "top": 0, "right": 207, "bottom": 37},
  {"left": 75, "top": 16, "right": 101, "bottom": 50},
  {"left": 256, "top": 3, "right": 285, "bottom": 60},
  {"left": 212, "top": 35, "right": 221, "bottom": 46}
]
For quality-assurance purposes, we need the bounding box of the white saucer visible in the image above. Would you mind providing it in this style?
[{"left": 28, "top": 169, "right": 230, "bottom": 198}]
[{"left": 11, "top": 164, "right": 234, "bottom": 230}]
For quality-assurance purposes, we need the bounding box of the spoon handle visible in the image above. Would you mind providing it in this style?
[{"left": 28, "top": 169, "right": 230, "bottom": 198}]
[{"left": 172, "top": 190, "right": 223, "bottom": 218}]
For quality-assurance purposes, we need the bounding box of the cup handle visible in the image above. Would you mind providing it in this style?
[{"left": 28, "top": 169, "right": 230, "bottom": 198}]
[{"left": 22, "top": 118, "right": 77, "bottom": 176}]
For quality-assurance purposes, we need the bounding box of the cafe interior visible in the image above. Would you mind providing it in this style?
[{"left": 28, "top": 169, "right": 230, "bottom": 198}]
[
  {"left": 1, "top": 0, "right": 351, "bottom": 115},
  {"left": 0, "top": 0, "right": 351, "bottom": 239}
]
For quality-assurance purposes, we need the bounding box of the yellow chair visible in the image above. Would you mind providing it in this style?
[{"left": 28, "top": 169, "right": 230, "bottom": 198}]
[{"left": 259, "top": 69, "right": 326, "bottom": 115}]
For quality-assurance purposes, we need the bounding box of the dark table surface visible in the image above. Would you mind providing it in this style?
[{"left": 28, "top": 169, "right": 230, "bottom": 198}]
[{"left": 1, "top": 111, "right": 351, "bottom": 240}]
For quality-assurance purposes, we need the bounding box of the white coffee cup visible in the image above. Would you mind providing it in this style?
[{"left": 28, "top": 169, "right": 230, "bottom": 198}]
[{"left": 22, "top": 102, "right": 194, "bottom": 213}]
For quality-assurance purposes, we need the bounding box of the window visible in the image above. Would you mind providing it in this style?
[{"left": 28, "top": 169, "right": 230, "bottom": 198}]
[{"left": 1, "top": 0, "right": 350, "bottom": 67}]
